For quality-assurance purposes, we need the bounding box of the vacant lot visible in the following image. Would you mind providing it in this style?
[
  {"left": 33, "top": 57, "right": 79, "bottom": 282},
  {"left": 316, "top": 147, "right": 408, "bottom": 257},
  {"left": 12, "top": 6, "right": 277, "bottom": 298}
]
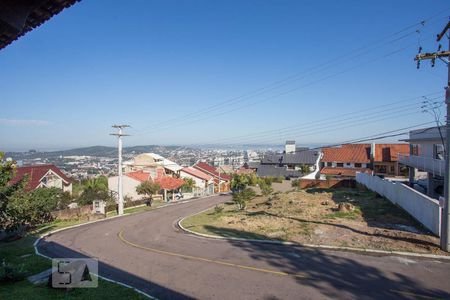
[{"left": 181, "top": 188, "right": 446, "bottom": 255}]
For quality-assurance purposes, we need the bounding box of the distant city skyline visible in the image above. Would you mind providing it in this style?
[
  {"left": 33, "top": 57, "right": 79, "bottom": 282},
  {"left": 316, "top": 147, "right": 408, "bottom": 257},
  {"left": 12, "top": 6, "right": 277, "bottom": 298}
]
[{"left": 1, "top": 1, "right": 449, "bottom": 150}]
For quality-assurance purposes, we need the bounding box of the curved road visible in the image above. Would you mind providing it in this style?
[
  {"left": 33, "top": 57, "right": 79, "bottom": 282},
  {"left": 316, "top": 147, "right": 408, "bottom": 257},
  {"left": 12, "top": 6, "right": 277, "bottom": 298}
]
[{"left": 38, "top": 195, "right": 450, "bottom": 300}]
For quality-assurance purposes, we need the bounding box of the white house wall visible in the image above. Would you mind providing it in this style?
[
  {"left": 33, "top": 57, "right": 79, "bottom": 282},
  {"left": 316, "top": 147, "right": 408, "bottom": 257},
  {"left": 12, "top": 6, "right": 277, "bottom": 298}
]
[
  {"left": 108, "top": 176, "right": 145, "bottom": 201},
  {"left": 179, "top": 171, "right": 206, "bottom": 188}
]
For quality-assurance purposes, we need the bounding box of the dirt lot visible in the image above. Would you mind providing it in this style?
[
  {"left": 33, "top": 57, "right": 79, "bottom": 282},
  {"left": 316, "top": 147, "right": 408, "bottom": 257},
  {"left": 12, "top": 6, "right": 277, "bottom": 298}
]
[{"left": 181, "top": 187, "right": 447, "bottom": 255}]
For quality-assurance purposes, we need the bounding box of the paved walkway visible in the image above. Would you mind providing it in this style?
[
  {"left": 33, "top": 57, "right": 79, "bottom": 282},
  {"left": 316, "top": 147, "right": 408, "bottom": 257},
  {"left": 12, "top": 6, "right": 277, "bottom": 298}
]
[{"left": 38, "top": 195, "right": 450, "bottom": 300}]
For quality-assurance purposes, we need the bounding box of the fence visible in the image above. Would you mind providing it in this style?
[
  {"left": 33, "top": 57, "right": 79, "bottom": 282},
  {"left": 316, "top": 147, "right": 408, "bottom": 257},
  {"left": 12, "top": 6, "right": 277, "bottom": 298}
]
[
  {"left": 298, "top": 178, "right": 356, "bottom": 189},
  {"left": 356, "top": 172, "right": 441, "bottom": 236}
]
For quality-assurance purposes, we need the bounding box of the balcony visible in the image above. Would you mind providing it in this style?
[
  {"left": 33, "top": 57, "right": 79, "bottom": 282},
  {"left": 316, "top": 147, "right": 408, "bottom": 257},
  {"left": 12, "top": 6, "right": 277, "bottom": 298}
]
[{"left": 398, "top": 153, "right": 445, "bottom": 177}]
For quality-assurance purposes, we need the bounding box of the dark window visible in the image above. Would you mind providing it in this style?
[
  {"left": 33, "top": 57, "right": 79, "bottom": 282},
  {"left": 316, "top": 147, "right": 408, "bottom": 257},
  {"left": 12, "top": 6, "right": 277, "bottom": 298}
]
[
  {"left": 355, "top": 163, "right": 362, "bottom": 168},
  {"left": 337, "top": 163, "right": 344, "bottom": 167},
  {"left": 434, "top": 144, "right": 444, "bottom": 160},
  {"left": 327, "top": 162, "right": 332, "bottom": 167}
]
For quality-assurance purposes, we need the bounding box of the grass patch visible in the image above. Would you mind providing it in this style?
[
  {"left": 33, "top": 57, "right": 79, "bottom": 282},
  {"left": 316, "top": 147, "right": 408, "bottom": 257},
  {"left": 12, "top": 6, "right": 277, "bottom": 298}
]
[{"left": 181, "top": 187, "right": 443, "bottom": 254}]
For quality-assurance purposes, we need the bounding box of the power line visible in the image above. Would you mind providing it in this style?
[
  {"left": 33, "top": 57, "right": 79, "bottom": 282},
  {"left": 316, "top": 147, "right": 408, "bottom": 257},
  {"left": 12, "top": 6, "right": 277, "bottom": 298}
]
[
  {"left": 132, "top": 9, "right": 449, "bottom": 136},
  {"left": 205, "top": 94, "right": 443, "bottom": 144},
  {"left": 136, "top": 41, "right": 424, "bottom": 136}
]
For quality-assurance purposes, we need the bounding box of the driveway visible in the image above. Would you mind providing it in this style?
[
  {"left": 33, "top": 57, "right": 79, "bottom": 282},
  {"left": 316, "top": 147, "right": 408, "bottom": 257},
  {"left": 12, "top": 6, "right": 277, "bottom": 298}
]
[{"left": 38, "top": 195, "right": 450, "bottom": 300}]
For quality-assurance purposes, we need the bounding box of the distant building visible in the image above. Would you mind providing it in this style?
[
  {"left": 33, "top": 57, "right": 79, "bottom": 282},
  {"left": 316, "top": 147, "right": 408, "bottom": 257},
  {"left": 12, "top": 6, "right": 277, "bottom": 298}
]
[
  {"left": 261, "top": 150, "right": 320, "bottom": 171},
  {"left": 10, "top": 164, "right": 72, "bottom": 194},
  {"left": 123, "top": 153, "right": 183, "bottom": 176},
  {"left": 180, "top": 167, "right": 215, "bottom": 195},
  {"left": 285, "top": 140, "right": 296, "bottom": 154},
  {"left": 193, "top": 162, "right": 231, "bottom": 192},
  {"left": 108, "top": 170, "right": 185, "bottom": 202},
  {"left": 256, "top": 165, "right": 301, "bottom": 178}
]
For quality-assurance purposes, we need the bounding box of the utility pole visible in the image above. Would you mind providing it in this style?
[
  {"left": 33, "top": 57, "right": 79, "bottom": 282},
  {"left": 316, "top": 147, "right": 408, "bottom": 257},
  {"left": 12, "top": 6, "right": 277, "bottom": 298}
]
[
  {"left": 110, "top": 125, "right": 130, "bottom": 216},
  {"left": 218, "top": 167, "right": 221, "bottom": 194},
  {"left": 415, "top": 18, "right": 450, "bottom": 251}
]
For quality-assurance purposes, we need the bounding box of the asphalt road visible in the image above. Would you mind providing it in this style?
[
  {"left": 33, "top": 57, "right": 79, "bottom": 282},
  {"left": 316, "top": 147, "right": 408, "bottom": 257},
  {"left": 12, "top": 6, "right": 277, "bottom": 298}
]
[{"left": 38, "top": 195, "right": 450, "bottom": 300}]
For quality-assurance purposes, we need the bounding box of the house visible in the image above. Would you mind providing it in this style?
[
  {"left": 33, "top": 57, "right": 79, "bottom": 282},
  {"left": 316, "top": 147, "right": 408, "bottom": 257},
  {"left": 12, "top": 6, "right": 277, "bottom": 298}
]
[
  {"left": 372, "top": 143, "right": 409, "bottom": 176},
  {"left": 10, "top": 164, "right": 72, "bottom": 194},
  {"left": 108, "top": 170, "right": 185, "bottom": 202},
  {"left": 261, "top": 151, "right": 320, "bottom": 171},
  {"left": 398, "top": 126, "right": 445, "bottom": 198},
  {"left": 260, "top": 141, "right": 321, "bottom": 173},
  {"left": 320, "top": 144, "right": 372, "bottom": 178},
  {"left": 193, "top": 162, "right": 231, "bottom": 192},
  {"left": 179, "top": 167, "right": 215, "bottom": 195},
  {"left": 256, "top": 165, "right": 301, "bottom": 178},
  {"left": 123, "top": 153, "right": 183, "bottom": 176}
]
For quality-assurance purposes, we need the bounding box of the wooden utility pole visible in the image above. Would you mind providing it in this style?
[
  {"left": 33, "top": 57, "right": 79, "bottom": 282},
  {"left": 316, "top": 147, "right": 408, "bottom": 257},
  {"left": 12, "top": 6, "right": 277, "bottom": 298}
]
[{"left": 415, "top": 19, "right": 450, "bottom": 251}]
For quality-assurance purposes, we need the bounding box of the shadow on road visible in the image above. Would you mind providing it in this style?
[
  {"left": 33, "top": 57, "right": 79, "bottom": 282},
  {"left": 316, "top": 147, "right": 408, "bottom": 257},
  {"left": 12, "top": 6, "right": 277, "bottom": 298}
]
[
  {"left": 203, "top": 225, "right": 450, "bottom": 300},
  {"left": 37, "top": 238, "right": 194, "bottom": 300}
]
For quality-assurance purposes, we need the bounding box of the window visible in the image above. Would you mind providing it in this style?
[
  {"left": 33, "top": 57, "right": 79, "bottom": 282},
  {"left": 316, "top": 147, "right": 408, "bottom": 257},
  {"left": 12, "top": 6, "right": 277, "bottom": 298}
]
[
  {"left": 327, "top": 162, "right": 332, "bottom": 167},
  {"left": 412, "top": 144, "right": 420, "bottom": 156},
  {"left": 346, "top": 163, "right": 351, "bottom": 166},
  {"left": 390, "top": 166, "right": 395, "bottom": 172},
  {"left": 434, "top": 144, "right": 444, "bottom": 160},
  {"left": 355, "top": 163, "right": 362, "bottom": 168},
  {"left": 337, "top": 163, "right": 344, "bottom": 167}
]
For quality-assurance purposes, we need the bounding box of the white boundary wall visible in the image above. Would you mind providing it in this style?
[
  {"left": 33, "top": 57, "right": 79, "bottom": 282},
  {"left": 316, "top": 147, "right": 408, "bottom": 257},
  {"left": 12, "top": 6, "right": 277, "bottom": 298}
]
[{"left": 356, "top": 173, "right": 441, "bottom": 236}]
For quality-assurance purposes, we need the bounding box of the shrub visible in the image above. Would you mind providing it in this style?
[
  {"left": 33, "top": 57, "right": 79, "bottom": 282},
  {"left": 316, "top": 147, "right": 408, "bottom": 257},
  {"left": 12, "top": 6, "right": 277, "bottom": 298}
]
[
  {"left": 260, "top": 182, "right": 273, "bottom": 196},
  {"left": 291, "top": 179, "right": 300, "bottom": 187},
  {"left": 214, "top": 204, "right": 224, "bottom": 214},
  {"left": 0, "top": 261, "right": 27, "bottom": 283},
  {"left": 232, "top": 188, "right": 256, "bottom": 210}
]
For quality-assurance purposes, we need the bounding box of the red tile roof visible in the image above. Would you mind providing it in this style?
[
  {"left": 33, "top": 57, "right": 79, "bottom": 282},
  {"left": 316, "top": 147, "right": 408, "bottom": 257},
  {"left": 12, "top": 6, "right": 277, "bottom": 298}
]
[
  {"left": 125, "top": 171, "right": 151, "bottom": 182},
  {"left": 181, "top": 167, "right": 213, "bottom": 181},
  {"left": 322, "top": 144, "right": 371, "bottom": 163},
  {"left": 193, "top": 162, "right": 232, "bottom": 181},
  {"left": 235, "top": 167, "right": 255, "bottom": 174},
  {"left": 320, "top": 167, "right": 371, "bottom": 177},
  {"left": 10, "top": 164, "right": 71, "bottom": 190},
  {"left": 374, "top": 144, "right": 409, "bottom": 162},
  {"left": 155, "top": 177, "right": 185, "bottom": 190}
]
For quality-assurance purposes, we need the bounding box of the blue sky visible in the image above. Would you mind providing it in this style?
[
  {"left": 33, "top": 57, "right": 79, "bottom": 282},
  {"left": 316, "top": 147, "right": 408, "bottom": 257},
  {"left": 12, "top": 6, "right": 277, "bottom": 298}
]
[{"left": 0, "top": 0, "right": 449, "bottom": 151}]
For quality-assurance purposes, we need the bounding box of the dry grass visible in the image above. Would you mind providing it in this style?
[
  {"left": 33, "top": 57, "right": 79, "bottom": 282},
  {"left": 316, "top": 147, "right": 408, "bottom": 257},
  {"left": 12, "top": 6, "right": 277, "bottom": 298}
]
[{"left": 182, "top": 188, "right": 447, "bottom": 255}]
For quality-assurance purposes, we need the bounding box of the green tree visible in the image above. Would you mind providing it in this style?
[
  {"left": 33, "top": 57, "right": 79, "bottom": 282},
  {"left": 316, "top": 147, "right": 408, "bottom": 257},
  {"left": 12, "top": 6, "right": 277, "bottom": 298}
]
[
  {"left": 77, "top": 176, "right": 110, "bottom": 206},
  {"left": 8, "top": 187, "right": 67, "bottom": 226},
  {"left": 0, "top": 153, "right": 27, "bottom": 231},
  {"left": 231, "top": 174, "right": 249, "bottom": 192},
  {"left": 136, "top": 181, "right": 161, "bottom": 200},
  {"left": 181, "top": 178, "right": 195, "bottom": 193},
  {"left": 232, "top": 188, "right": 256, "bottom": 210}
]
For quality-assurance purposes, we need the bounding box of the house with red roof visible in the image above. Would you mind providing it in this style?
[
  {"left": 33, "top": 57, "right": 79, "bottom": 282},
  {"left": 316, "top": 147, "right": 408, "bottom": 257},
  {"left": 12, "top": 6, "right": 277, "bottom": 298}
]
[
  {"left": 108, "top": 169, "right": 185, "bottom": 202},
  {"left": 372, "top": 143, "right": 409, "bottom": 176},
  {"left": 320, "top": 144, "right": 372, "bottom": 178},
  {"left": 320, "top": 143, "right": 410, "bottom": 178},
  {"left": 193, "top": 162, "right": 231, "bottom": 192},
  {"left": 180, "top": 167, "right": 215, "bottom": 195},
  {"left": 9, "top": 164, "right": 72, "bottom": 194}
]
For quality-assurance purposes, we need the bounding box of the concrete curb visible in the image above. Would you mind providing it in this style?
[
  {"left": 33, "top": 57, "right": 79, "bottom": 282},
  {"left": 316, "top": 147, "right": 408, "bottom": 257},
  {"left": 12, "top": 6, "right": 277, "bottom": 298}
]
[
  {"left": 178, "top": 206, "right": 450, "bottom": 261},
  {"left": 32, "top": 194, "right": 221, "bottom": 299}
]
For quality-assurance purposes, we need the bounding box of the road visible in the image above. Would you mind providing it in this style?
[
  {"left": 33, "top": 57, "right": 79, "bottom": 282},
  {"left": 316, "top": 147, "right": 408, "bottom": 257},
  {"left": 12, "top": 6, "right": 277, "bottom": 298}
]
[{"left": 38, "top": 195, "right": 450, "bottom": 300}]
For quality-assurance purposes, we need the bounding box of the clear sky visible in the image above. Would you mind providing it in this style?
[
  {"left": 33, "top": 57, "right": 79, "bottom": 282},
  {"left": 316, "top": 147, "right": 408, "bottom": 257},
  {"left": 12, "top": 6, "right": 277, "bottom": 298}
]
[{"left": 1, "top": 0, "right": 449, "bottom": 151}]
